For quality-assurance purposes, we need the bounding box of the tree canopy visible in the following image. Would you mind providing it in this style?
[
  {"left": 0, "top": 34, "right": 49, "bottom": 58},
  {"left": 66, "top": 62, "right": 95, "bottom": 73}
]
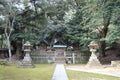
[{"left": 0, "top": 0, "right": 120, "bottom": 59}]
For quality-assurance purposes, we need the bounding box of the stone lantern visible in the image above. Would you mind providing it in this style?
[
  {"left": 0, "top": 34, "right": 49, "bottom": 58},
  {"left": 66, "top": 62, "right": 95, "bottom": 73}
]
[
  {"left": 86, "top": 41, "right": 101, "bottom": 67},
  {"left": 66, "top": 46, "right": 75, "bottom": 64},
  {"left": 21, "top": 41, "right": 34, "bottom": 68}
]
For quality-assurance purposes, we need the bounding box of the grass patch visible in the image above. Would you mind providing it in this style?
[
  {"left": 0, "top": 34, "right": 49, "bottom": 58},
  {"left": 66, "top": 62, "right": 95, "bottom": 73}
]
[
  {"left": 67, "top": 70, "right": 120, "bottom": 80},
  {"left": 0, "top": 64, "right": 55, "bottom": 80}
]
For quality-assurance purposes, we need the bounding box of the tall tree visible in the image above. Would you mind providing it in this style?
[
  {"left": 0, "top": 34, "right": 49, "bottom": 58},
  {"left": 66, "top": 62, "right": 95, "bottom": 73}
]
[
  {"left": 0, "top": 0, "right": 17, "bottom": 61},
  {"left": 78, "top": 0, "right": 120, "bottom": 57}
]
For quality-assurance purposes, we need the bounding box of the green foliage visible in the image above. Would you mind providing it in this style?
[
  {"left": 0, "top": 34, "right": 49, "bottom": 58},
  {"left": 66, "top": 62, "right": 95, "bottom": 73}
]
[{"left": 0, "top": 59, "right": 8, "bottom": 65}]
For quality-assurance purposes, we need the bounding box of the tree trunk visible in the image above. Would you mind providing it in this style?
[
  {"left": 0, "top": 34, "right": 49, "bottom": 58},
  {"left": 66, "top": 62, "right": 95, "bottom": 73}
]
[
  {"left": 99, "top": 27, "right": 108, "bottom": 57},
  {"left": 15, "top": 43, "right": 22, "bottom": 59},
  {"left": 99, "top": 41, "right": 106, "bottom": 57},
  {"left": 0, "top": 40, "right": 1, "bottom": 48},
  {"left": 98, "top": 12, "right": 110, "bottom": 57},
  {"left": 7, "top": 37, "right": 12, "bottom": 62}
]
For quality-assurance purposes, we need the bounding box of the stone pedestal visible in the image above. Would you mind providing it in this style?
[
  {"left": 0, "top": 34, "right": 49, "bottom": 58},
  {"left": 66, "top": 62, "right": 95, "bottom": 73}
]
[
  {"left": 86, "top": 50, "right": 101, "bottom": 67},
  {"left": 111, "top": 60, "right": 120, "bottom": 67},
  {"left": 21, "top": 52, "right": 34, "bottom": 68}
]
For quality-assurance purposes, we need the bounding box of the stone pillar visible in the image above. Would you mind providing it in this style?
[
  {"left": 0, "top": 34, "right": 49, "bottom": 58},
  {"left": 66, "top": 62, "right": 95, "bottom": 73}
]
[{"left": 20, "top": 41, "right": 34, "bottom": 68}]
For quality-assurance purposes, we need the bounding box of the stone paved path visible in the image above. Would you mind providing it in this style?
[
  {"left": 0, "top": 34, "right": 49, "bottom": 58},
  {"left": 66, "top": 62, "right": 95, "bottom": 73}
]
[{"left": 52, "top": 64, "right": 69, "bottom": 80}]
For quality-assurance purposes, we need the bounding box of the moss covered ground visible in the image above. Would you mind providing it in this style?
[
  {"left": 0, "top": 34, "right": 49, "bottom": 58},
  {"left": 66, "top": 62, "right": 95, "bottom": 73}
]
[
  {"left": 0, "top": 64, "right": 55, "bottom": 80},
  {"left": 67, "top": 70, "right": 120, "bottom": 80}
]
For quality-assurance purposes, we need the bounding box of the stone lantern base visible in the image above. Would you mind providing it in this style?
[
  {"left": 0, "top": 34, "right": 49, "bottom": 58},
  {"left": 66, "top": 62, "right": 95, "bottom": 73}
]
[
  {"left": 20, "top": 53, "right": 35, "bottom": 68},
  {"left": 86, "top": 52, "right": 101, "bottom": 68}
]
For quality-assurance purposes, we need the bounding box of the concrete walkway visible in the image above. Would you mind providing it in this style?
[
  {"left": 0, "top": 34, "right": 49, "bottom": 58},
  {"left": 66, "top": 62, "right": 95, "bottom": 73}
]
[{"left": 52, "top": 64, "right": 69, "bottom": 80}]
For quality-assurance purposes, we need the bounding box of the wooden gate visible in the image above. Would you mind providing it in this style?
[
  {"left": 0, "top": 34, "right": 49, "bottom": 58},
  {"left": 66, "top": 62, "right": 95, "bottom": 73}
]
[{"left": 54, "top": 49, "right": 65, "bottom": 63}]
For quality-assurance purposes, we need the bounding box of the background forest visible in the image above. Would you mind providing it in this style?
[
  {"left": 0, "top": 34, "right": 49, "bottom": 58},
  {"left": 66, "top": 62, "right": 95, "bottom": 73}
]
[{"left": 0, "top": 0, "right": 120, "bottom": 62}]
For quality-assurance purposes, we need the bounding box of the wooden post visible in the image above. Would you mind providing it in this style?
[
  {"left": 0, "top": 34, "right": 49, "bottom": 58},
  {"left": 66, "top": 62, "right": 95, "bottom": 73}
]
[{"left": 72, "top": 53, "right": 75, "bottom": 64}]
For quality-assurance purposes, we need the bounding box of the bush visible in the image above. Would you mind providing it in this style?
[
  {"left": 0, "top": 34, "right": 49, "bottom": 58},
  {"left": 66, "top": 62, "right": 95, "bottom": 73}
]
[{"left": 0, "top": 59, "right": 8, "bottom": 65}]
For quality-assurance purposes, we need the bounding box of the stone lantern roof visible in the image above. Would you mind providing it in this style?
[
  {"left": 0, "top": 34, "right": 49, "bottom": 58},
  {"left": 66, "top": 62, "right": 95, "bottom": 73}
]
[
  {"left": 88, "top": 41, "right": 98, "bottom": 49},
  {"left": 24, "top": 41, "right": 31, "bottom": 47}
]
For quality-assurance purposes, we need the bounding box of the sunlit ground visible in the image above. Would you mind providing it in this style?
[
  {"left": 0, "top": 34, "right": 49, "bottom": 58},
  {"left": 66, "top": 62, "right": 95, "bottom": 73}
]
[
  {"left": 66, "top": 64, "right": 120, "bottom": 80},
  {"left": 0, "top": 64, "right": 55, "bottom": 80}
]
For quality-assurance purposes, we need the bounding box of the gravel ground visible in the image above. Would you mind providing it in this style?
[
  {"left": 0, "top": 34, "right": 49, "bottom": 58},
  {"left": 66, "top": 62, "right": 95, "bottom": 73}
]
[{"left": 66, "top": 65, "right": 120, "bottom": 78}]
